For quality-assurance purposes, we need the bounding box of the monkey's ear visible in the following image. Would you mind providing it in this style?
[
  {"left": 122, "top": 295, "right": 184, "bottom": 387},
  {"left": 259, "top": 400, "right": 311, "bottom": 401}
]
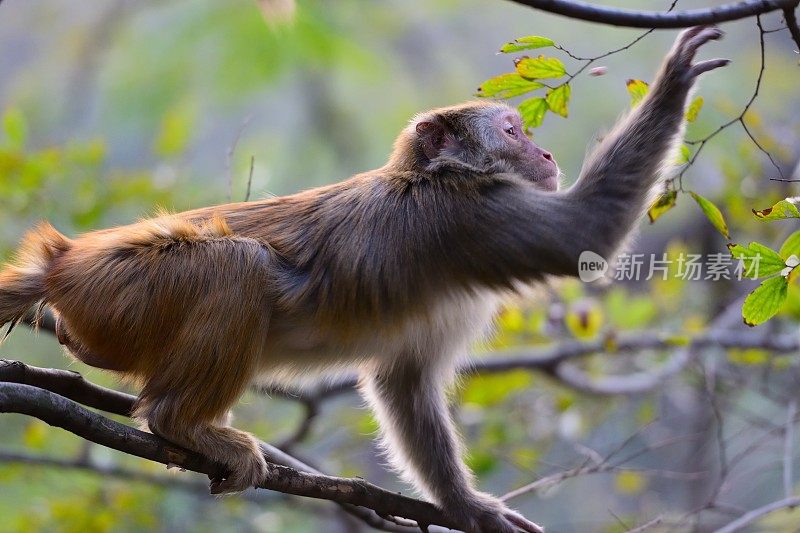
[{"left": 415, "top": 120, "right": 452, "bottom": 161}]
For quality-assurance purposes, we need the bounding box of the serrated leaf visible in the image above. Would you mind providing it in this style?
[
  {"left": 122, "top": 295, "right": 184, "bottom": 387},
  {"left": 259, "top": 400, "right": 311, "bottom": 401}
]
[
  {"left": 626, "top": 79, "right": 649, "bottom": 108},
  {"left": 753, "top": 197, "right": 800, "bottom": 220},
  {"left": 779, "top": 230, "right": 800, "bottom": 259},
  {"left": 728, "top": 242, "right": 786, "bottom": 278},
  {"left": 499, "top": 36, "right": 555, "bottom": 54},
  {"left": 648, "top": 190, "right": 677, "bottom": 223},
  {"left": 675, "top": 144, "right": 691, "bottom": 165},
  {"left": 518, "top": 97, "right": 548, "bottom": 129},
  {"left": 515, "top": 56, "right": 566, "bottom": 80},
  {"left": 545, "top": 84, "right": 570, "bottom": 118},
  {"left": 476, "top": 73, "right": 544, "bottom": 99},
  {"left": 3, "top": 107, "right": 27, "bottom": 149},
  {"left": 690, "top": 192, "right": 729, "bottom": 239},
  {"left": 742, "top": 275, "right": 789, "bottom": 326},
  {"left": 685, "top": 96, "right": 704, "bottom": 122}
]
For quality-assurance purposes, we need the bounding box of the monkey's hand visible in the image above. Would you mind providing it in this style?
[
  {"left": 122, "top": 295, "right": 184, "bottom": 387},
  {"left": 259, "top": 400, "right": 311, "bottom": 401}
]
[
  {"left": 448, "top": 491, "right": 544, "bottom": 533},
  {"left": 658, "top": 25, "right": 730, "bottom": 90}
]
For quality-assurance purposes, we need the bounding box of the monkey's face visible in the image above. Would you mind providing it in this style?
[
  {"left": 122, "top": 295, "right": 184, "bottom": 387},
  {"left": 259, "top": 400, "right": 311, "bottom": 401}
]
[
  {"left": 411, "top": 102, "right": 559, "bottom": 190},
  {"left": 492, "top": 112, "right": 560, "bottom": 192}
]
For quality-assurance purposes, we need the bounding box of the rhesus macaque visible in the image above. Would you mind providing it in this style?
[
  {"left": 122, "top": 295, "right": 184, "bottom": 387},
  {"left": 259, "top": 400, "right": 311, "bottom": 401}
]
[{"left": 0, "top": 26, "right": 727, "bottom": 532}]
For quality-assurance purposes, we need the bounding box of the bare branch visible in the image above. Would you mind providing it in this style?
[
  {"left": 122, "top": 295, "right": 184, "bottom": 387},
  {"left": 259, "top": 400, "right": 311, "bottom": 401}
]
[
  {"left": 0, "top": 382, "right": 460, "bottom": 531},
  {"left": 504, "top": 0, "right": 799, "bottom": 29},
  {"left": 783, "top": 6, "right": 800, "bottom": 50}
]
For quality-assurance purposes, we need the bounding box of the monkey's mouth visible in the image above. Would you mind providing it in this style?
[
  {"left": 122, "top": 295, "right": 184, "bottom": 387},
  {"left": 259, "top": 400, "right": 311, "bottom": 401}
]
[{"left": 530, "top": 172, "right": 559, "bottom": 192}]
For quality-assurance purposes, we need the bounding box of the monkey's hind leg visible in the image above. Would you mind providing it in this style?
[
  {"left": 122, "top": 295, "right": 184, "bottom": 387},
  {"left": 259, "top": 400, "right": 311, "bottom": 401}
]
[{"left": 135, "top": 345, "right": 267, "bottom": 494}]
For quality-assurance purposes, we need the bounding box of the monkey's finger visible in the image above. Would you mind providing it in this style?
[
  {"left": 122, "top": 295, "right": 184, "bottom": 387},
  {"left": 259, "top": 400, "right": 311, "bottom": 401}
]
[
  {"left": 691, "top": 58, "right": 731, "bottom": 77},
  {"left": 685, "top": 26, "right": 724, "bottom": 55},
  {"left": 676, "top": 24, "right": 708, "bottom": 45}
]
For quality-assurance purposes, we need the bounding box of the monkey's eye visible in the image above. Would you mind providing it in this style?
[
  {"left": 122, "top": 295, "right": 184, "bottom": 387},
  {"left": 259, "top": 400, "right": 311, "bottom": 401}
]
[{"left": 503, "top": 123, "right": 516, "bottom": 137}]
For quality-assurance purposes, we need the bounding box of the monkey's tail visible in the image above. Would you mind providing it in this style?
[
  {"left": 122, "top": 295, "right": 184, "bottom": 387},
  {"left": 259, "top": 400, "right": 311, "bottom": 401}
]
[{"left": 0, "top": 222, "right": 70, "bottom": 337}]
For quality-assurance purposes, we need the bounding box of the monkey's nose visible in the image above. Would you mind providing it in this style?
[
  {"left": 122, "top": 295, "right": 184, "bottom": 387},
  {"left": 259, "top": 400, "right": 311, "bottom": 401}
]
[{"left": 542, "top": 152, "right": 553, "bottom": 161}]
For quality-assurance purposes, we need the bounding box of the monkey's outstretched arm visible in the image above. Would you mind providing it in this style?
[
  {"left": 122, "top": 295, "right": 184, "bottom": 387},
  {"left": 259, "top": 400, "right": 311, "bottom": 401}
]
[
  {"left": 564, "top": 25, "right": 729, "bottom": 258},
  {"left": 472, "top": 26, "right": 728, "bottom": 281}
]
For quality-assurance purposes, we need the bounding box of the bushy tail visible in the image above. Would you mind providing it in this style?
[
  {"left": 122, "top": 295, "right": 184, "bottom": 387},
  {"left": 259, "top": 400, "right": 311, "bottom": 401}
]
[{"left": 0, "top": 222, "right": 70, "bottom": 331}]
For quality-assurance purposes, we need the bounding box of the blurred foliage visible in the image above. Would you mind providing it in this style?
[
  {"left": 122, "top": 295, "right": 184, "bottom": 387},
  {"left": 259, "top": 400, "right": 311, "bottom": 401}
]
[{"left": 0, "top": 0, "right": 798, "bottom": 532}]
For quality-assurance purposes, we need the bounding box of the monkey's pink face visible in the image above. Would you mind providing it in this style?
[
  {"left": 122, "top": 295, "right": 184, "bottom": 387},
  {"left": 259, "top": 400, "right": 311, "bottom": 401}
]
[{"left": 495, "top": 113, "right": 560, "bottom": 191}]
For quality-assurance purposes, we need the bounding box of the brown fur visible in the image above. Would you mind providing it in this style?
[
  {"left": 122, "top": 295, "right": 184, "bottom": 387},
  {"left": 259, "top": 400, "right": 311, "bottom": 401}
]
[{"left": 0, "top": 27, "right": 727, "bottom": 531}]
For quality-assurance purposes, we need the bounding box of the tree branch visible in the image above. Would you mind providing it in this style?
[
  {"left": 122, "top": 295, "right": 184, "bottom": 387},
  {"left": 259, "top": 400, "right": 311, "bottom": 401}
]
[
  {"left": 504, "top": 0, "right": 799, "bottom": 29},
  {"left": 0, "top": 382, "right": 461, "bottom": 531}
]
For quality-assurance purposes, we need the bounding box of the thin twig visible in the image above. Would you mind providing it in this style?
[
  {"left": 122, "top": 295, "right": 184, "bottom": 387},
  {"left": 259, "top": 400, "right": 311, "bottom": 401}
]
[
  {"left": 245, "top": 155, "right": 255, "bottom": 202},
  {"left": 225, "top": 115, "right": 253, "bottom": 202},
  {"left": 784, "top": 400, "right": 797, "bottom": 499}
]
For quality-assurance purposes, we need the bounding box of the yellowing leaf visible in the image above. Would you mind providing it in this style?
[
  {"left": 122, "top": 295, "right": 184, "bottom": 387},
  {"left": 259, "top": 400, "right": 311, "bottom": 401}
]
[
  {"left": 615, "top": 471, "right": 647, "bottom": 495},
  {"left": 742, "top": 275, "right": 789, "bottom": 326},
  {"left": 515, "top": 55, "right": 567, "bottom": 80},
  {"left": 23, "top": 420, "right": 47, "bottom": 450},
  {"left": 565, "top": 305, "right": 603, "bottom": 339},
  {"left": 518, "top": 97, "right": 548, "bottom": 129},
  {"left": 545, "top": 84, "right": 571, "bottom": 118},
  {"left": 728, "top": 349, "right": 770, "bottom": 365},
  {"left": 477, "top": 74, "right": 544, "bottom": 99},
  {"left": 626, "top": 79, "right": 649, "bottom": 108},
  {"left": 690, "top": 191, "right": 729, "bottom": 239},
  {"left": 648, "top": 190, "right": 677, "bottom": 223},
  {"left": 728, "top": 242, "right": 786, "bottom": 278},
  {"left": 753, "top": 197, "right": 800, "bottom": 220},
  {"left": 685, "top": 96, "right": 704, "bottom": 122},
  {"left": 499, "top": 36, "right": 555, "bottom": 54},
  {"left": 463, "top": 371, "right": 533, "bottom": 407},
  {"left": 498, "top": 307, "right": 525, "bottom": 333}
]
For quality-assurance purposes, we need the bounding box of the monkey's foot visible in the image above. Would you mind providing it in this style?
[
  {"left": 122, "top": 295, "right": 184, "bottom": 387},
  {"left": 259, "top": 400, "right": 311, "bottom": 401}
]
[
  {"left": 447, "top": 492, "right": 544, "bottom": 533},
  {"left": 209, "top": 450, "right": 268, "bottom": 494}
]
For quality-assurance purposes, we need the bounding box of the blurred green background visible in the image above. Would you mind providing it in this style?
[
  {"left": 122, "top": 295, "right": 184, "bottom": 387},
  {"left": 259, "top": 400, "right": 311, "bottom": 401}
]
[{"left": 0, "top": 1, "right": 798, "bottom": 532}]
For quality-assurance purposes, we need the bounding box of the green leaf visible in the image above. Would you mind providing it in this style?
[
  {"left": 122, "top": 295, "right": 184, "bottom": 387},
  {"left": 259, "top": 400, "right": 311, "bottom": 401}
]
[
  {"left": 518, "top": 97, "right": 548, "bottom": 129},
  {"left": 2, "top": 107, "right": 27, "bottom": 149},
  {"left": 499, "top": 36, "right": 555, "bottom": 54},
  {"left": 742, "top": 275, "right": 789, "bottom": 326},
  {"left": 728, "top": 242, "right": 786, "bottom": 278},
  {"left": 476, "top": 73, "right": 544, "bottom": 99},
  {"left": 675, "top": 144, "right": 691, "bottom": 165},
  {"left": 690, "top": 192, "right": 729, "bottom": 239},
  {"left": 685, "top": 96, "right": 704, "bottom": 122},
  {"left": 545, "top": 84, "right": 571, "bottom": 118},
  {"left": 626, "top": 79, "right": 649, "bottom": 108},
  {"left": 779, "top": 230, "right": 800, "bottom": 259},
  {"left": 753, "top": 197, "right": 800, "bottom": 220},
  {"left": 648, "top": 190, "right": 677, "bottom": 223},
  {"left": 515, "top": 56, "right": 566, "bottom": 80}
]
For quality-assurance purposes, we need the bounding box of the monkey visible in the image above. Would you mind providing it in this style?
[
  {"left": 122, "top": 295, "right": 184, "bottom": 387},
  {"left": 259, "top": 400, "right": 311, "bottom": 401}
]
[{"left": 0, "top": 26, "right": 727, "bottom": 532}]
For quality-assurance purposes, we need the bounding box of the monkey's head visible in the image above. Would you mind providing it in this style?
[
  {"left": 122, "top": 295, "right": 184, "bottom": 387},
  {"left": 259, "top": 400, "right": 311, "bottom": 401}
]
[{"left": 394, "top": 101, "right": 559, "bottom": 191}]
